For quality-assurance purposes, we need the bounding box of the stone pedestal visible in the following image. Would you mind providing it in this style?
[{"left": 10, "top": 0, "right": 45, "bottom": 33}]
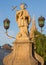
[{"left": 3, "top": 40, "right": 38, "bottom": 65}]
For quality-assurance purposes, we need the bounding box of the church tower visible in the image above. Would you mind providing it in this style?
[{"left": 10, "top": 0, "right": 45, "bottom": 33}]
[{"left": 30, "top": 16, "right": 37, "bottom": 41}]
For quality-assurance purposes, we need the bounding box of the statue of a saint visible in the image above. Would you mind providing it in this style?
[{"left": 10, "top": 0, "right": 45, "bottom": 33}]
[{"left": 16, "top": 4, "right": 31, "bottom": 39}]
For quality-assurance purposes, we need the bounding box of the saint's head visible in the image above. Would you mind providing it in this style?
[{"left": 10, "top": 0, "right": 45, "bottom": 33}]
[{"left": 20, "top": 3, "right": 27, "bottom": 10}]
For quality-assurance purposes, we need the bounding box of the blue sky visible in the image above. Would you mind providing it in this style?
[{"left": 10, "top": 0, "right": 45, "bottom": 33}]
[{"left": 0, "top": 0, "right": 46, "bottom": 46}]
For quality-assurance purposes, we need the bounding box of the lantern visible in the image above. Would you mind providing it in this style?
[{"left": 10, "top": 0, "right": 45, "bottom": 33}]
[
  {"left": 38, "top": 16, "right": 45, "bottom": 33},
  {"left": 3, "top": 18, "right": 10, "bottom": 30}
]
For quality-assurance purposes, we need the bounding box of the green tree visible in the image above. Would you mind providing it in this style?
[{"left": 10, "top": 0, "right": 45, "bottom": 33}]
[{"left": 34, "top": 31, "right": 46, "bottom": 65}]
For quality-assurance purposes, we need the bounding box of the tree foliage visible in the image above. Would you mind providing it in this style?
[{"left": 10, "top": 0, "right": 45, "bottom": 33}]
[{"left": 34, "top": 31, "right": 46, "bottom": 65}]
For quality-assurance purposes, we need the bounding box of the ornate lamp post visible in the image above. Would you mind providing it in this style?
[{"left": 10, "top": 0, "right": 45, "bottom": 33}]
[
  {"left": 3, "top": 18, "right": 15, "bottom": 39},
  {"left": 4, "top": 18, "right": 10, "bottom": 31},
  {"left": 38, "top": 16, "right": 45, "bottom": 33}
]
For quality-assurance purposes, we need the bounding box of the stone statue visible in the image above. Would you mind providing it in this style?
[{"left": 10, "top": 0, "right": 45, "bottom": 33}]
[{"left": 16, "top": 4, "right": 31, "bottom": 39}]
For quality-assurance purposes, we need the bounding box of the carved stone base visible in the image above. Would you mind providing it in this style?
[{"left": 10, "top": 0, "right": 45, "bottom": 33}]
[{"left": 3, "top": 40, "right": 38, "bottom": 65}]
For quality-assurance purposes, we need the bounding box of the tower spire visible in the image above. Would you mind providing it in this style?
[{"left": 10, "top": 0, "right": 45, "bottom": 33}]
[
  {"left": 32, "top": 15, "right": 37, "bottom": 30},
  {"left": 30, "top": 16, "right": 37, "bottom": 40}
]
